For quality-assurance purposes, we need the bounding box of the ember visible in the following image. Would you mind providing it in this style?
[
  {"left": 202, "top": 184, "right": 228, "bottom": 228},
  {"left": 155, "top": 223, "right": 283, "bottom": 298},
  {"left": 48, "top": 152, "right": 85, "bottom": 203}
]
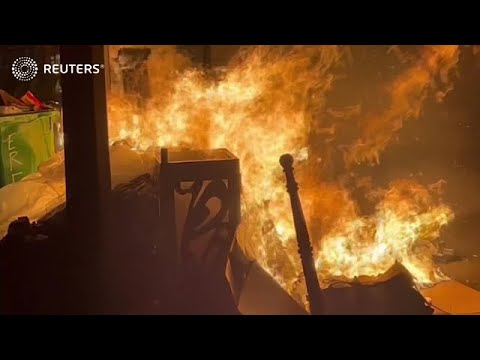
[{"left": 107, "top": 45, "right": 459, "bottom": 308}]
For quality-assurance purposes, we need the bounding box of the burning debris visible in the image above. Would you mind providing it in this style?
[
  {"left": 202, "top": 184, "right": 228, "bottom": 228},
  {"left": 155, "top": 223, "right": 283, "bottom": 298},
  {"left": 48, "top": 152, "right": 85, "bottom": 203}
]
[{"left": 106, "top": 45, "right": 461, "bottom": 309}]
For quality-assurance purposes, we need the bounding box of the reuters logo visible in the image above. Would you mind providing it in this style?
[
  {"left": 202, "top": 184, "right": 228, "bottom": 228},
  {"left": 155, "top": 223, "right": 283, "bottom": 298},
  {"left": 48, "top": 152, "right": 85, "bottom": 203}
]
[{"left": 11, "top": 57, "right": 38, "bottom": 81}]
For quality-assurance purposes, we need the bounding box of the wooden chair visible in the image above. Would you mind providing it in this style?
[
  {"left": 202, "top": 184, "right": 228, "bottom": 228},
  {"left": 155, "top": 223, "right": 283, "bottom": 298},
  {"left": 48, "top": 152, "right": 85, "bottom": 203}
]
[{"left": 158, "top": 148, "right": 241, "bottom": 313}]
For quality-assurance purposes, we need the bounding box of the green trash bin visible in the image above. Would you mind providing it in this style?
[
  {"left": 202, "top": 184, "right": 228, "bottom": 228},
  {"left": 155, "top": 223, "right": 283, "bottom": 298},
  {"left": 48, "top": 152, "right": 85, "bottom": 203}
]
[{"left": 0, "top": 110, "right": 60, "bottom": 187}]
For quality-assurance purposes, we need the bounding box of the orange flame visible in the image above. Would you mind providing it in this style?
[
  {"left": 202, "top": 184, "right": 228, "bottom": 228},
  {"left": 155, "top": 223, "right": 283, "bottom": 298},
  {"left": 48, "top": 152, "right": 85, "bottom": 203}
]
[
  {"left": 344, "top": 45, "right": 459, "bottom": 166},
  {"left": 107, "top": 45, "right": 458, "bottom": 308}
]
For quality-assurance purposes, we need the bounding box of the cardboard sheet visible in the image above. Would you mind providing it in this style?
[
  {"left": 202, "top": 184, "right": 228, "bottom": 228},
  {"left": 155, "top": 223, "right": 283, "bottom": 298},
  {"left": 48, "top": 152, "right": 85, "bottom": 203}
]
[
  {"left": 237, "top": 261, "right": 307, "bottom": 315},
  {"left": 421, "top": 281, "right": 480, "bottom": 315}
]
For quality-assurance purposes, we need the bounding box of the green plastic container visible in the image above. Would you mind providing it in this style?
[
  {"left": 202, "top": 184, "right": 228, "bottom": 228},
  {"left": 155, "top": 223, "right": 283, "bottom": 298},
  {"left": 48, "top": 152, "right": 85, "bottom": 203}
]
[{"left": 0, "top": 110, "right": 60, "bottom": 187}]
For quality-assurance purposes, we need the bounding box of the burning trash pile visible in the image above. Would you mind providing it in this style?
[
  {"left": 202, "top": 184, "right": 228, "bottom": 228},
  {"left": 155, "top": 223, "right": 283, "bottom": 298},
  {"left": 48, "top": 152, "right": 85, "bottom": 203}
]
[{"left": 107, "top": 45, "right": 461, "bottom": 307}]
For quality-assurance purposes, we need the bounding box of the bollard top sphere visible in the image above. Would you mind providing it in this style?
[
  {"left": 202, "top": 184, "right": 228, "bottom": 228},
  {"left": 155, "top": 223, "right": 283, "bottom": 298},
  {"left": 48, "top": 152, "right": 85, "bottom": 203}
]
[{"left": 279, "top": 153, "right": 294, "bottom": 169}]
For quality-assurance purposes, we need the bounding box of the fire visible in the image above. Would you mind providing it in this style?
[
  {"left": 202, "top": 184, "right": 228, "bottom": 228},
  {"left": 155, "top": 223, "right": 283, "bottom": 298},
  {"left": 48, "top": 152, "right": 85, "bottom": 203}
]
[
  {"left": 107, "top": 45, "right": 459, "bottom": 308},
  {"left": 343, "top": 45, "right": 460, "bottom": 166},
  {"left": 312, "top": 180, "right": 454, "bottom": 284}
]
